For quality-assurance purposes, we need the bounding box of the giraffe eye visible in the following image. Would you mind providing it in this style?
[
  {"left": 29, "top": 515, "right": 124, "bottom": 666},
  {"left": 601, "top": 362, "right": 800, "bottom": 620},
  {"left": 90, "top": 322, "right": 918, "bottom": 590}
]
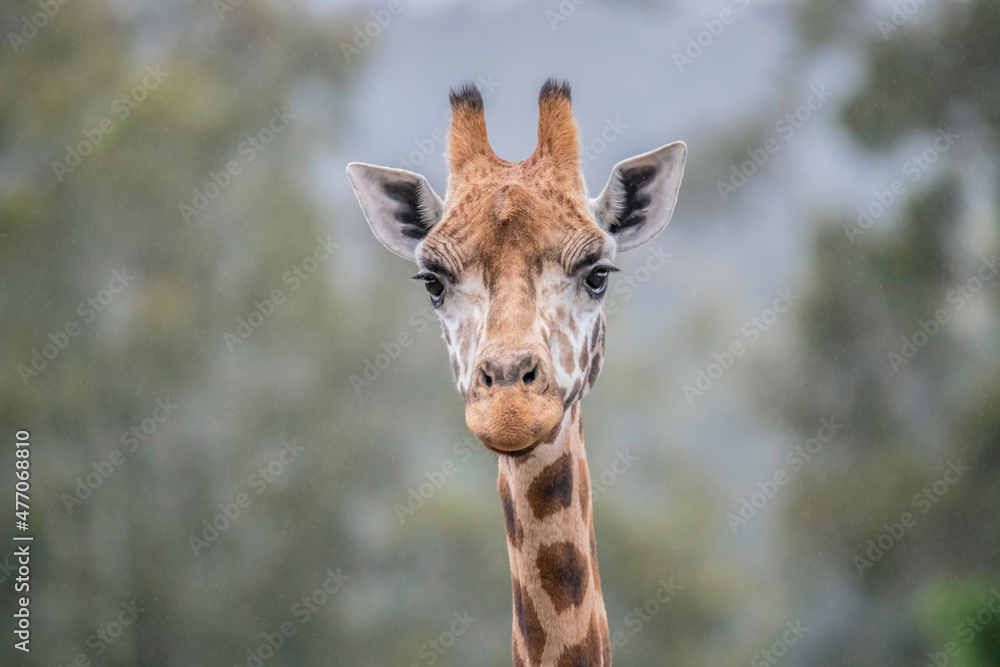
[
  {"left": 584, "top": 266, "right": 615, "bottom": 295},
  {"left": 413, "top": 272, "right": 446, "bottom": 305}
]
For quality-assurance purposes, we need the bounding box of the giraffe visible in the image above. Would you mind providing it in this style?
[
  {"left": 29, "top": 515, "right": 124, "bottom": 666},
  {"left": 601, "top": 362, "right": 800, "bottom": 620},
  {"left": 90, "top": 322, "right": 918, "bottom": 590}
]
[{"left": 347, "top": 78, "right": 686, "bottom": 666}]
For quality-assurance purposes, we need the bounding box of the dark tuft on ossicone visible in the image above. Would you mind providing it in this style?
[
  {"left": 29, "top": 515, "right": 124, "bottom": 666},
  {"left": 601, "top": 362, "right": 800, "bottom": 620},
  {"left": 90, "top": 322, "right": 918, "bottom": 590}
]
[
  {"left": 539, "top": 77, "right": 572, "bottom": 104},
  {"left": 449, "top": 82, "right": 484, "bottom": 111}
]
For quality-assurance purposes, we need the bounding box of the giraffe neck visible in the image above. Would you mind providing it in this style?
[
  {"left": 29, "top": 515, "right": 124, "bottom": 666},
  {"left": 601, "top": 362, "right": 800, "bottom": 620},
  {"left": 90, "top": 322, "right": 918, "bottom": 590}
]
[{"left": 497, "top": 402, "right": 611, "bottom": 666}]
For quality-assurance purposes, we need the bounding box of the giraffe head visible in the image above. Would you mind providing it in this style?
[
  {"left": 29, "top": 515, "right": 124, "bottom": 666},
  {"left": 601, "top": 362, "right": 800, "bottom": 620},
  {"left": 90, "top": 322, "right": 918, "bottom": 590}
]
[{"left": 348, "top": 79, "right": 685, "bottom": 454}]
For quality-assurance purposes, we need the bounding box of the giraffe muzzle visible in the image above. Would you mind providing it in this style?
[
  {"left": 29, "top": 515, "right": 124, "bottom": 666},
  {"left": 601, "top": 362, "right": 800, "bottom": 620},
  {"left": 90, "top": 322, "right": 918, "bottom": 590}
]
[{"left": 464, "top": 352, "right": 563, "bottom": 453}]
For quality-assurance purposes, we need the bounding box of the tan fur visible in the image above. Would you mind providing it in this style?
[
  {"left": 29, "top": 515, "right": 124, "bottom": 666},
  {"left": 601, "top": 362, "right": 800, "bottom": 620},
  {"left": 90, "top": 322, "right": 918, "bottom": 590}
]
[
  {"left": 535, "top": 92, "right": 584, "bottom": 191},
  {"left": 447, "top": 101, "right": 494, "bottom": 175}
]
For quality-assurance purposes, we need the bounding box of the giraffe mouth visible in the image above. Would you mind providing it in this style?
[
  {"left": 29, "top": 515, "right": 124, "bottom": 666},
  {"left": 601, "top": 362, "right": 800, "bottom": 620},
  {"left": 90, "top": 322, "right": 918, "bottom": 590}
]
[{"left": 464, "top": 386, "right": 564, "bottom": 453}]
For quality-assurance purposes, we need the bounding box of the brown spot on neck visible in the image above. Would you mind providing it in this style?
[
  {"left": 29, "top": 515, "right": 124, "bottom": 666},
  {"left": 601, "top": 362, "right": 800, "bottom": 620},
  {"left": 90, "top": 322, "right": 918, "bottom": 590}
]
[
  {"left": 499, "top": 474, "right": 524, "bottom": 549},
  {"left": 527, "top": 453, "right": 574, "bottom": 520},
  {"left": 579, "top": 457, "right": 590, "bottom": 523},
  {"left": 513, "top": 577, "right": 547, "bottom": 664},
  {"left": 537, "top": 541, "right": 589, "bottom": 613}
]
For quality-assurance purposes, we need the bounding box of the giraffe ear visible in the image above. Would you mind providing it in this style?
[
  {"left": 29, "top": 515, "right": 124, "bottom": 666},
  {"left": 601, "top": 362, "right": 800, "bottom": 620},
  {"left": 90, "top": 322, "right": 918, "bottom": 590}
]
[
  {"left": 590, "top": 141, "right": 687, "bottom": 252},
  {"left": 346, "top": 163, "right": 445, "bottom": 260}
]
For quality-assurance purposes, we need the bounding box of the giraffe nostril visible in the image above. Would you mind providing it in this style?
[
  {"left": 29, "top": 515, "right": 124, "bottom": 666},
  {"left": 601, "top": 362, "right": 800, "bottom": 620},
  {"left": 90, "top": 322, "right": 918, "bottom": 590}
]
[
  {"left": 481, "top": 368, "right": 493, "bottom": 388},
  {"left": 522, "top": 364, "right": 537, "bottom": 385}
]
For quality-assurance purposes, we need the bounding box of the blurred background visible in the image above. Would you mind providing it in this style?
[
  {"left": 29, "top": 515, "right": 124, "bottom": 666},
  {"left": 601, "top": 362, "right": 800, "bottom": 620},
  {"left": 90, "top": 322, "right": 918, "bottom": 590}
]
[{"left": 1, "top": 0, "right": 999, "bottom": 664}]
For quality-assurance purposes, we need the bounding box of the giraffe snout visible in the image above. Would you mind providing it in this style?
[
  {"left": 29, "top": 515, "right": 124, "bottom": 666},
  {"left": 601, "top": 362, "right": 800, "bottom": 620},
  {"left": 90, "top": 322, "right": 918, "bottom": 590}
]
[
  {"left": 465, "top": 351, "right": 563, "bottom": 453},
  {"left": 475, "top": 353, "right": 548, "bottom": 392}
]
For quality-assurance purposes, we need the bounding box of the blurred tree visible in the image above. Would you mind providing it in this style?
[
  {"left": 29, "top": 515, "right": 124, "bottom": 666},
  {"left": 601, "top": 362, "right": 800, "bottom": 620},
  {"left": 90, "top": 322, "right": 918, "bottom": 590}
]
[{"left": 778, "top": 0, "right": 1000, "bottom": 664}]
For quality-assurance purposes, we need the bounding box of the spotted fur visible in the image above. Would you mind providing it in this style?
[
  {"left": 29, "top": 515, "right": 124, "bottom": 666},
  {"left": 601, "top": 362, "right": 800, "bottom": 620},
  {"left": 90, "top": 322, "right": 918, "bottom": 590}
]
[{"left": 501, "top": 405, "right": 608, "bottom": 665}]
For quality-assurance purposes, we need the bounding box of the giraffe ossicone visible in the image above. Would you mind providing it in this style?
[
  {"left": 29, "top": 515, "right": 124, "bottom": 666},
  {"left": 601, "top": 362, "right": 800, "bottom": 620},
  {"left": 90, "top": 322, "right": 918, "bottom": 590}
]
[{"left": 348, "top": 78, "right": 686, "bottom": 666}]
